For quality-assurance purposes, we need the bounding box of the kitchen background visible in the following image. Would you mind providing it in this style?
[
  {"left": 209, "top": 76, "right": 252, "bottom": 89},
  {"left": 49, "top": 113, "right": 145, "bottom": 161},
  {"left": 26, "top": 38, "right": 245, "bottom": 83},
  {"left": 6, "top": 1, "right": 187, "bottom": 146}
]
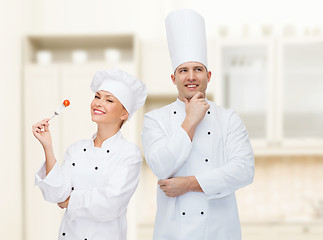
[{"left": 1, "top": 0, "right": 323, "bottom": 239}]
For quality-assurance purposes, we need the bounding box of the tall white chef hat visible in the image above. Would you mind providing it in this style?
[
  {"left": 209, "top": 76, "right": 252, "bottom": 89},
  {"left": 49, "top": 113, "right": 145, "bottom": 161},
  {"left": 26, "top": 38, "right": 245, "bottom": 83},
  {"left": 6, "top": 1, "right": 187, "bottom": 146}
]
[
  {"left": 165, "top": 9, "right": 208, "bottom": 72},
  {"left": 90, "top": 69, "right": 147, "bottom": 120}
]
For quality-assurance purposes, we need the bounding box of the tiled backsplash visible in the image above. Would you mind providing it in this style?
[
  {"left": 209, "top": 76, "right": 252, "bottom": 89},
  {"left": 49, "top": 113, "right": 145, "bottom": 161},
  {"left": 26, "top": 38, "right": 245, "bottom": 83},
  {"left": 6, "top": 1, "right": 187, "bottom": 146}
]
[{"left": 237, "top": 156, "right": 323, "bottom": 221}]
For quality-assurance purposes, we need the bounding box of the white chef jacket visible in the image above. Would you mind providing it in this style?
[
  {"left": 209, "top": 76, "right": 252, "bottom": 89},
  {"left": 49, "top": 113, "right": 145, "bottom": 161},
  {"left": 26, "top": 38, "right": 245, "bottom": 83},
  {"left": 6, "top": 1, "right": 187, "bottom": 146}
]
[
  {"left": 141, "top": 98, "right": 255, "bottom": 240},
  {"left": 35, "top": 131, "right": 142, "bottom": 240}
]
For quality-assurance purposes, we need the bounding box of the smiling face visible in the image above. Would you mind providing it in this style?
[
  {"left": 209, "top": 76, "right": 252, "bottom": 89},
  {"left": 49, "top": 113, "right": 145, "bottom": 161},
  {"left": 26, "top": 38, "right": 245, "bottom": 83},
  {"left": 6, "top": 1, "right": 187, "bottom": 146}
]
[
  {"left": 91, "top": 90, "right": 128, "bottom": 127},
  {"left": 171, "top": 61, "right": 211, "bottom": 101}
]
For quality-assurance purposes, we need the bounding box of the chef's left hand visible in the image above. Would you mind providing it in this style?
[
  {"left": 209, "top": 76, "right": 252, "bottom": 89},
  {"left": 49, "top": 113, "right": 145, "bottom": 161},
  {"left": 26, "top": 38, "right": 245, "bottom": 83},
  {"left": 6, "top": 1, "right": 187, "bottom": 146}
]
[
  {"left": 159, "top": 176, "right": 201, "bottom": 197},
  {"left": 57, "top": 196, "right": 70, "bottom": 209}
]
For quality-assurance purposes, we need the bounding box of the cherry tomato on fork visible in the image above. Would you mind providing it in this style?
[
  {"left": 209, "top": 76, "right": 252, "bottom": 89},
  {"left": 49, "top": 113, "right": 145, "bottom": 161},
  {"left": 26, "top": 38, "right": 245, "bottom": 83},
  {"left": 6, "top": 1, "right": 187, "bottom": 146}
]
[{"left": 63, "top": 100, "right": 70, "bottom": 107}]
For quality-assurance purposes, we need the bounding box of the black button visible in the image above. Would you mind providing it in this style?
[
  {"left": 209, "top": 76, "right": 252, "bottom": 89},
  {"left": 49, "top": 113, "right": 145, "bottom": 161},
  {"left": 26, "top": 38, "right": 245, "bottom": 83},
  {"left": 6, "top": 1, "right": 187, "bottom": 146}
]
[
  {"left": 85, "top": 239, "right": 87, "bottom": 240},
  {"left": 62, "top": 233, "right": 65, "bottom": 236},
  {"left": 71, "top": 187, "right": 74, "bottom": 191},
  {"left": 174, "top": 111, "right": 176, "bottom": 114},
  {"left": 208, "top": 132, "right": 211, "bottom": 135},
  {"left": 201, "top": 211, "right": 204, "bottom": 215},
  {"left": 205, "top": 159, "right": 208, "bottom": 162},
  {"left": 182, "top": 212, "right": 185, "bottom": 215},
  {"left": 107, "top": 150, "right": 110, "bottom": 153},
  {"left": 207, "top": 111, "right": 210, "bottom": 114},
  {"left": 72, "top": 163, "right": 75, "bottom": 166},
  {"left": 83, "top": 148, "right": 86, "bottom": 152},
  {"left": 95, "top": 166, "right": 98, "bottom": 170}
]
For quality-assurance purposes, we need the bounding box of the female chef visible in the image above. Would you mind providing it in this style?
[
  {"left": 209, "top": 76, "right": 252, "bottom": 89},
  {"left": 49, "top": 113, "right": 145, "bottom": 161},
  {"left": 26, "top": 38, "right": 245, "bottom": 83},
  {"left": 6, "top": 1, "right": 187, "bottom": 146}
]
[{"left": 32, "top": 69, "right": 147, "bottom": 240}]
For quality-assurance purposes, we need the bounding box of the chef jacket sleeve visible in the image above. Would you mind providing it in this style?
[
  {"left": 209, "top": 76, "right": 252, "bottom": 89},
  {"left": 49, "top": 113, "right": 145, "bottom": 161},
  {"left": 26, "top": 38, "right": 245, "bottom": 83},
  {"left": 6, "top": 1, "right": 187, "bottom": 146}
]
[
  {"left": 35, "top": 147, "right": 72, "bottom": 203},
  {"left": 195, "top": 111, "right": 255, "bottom": 200},
  {"left": 66, "top": 148, "right": 142, "bottom": 222},
  {"left": 141, "top": 113, "right": 192, "bottom": 180}
]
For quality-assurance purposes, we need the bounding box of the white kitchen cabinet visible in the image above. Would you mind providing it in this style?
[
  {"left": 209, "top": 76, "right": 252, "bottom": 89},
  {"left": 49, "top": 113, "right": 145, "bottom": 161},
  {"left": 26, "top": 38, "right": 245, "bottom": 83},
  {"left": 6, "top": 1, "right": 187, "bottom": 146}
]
[
  {"left": 215, "top": 39, "right": 275, "bottom": 151},
  {"left": 215, "top": 38, "right": 323, "bottom": 155},
  {"left": 277, "top": 38, "right": 323, "bottom": 153}
]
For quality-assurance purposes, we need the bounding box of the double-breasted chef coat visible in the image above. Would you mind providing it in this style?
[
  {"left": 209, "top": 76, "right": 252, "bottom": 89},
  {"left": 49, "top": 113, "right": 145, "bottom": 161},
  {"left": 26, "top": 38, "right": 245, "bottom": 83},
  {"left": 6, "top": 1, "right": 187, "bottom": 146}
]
[
  {"left": 141, "top": 98, "right": 255, "bottom": 240},
  {"left": 35, "top": 131, "right": 142, "bottom": 240}
]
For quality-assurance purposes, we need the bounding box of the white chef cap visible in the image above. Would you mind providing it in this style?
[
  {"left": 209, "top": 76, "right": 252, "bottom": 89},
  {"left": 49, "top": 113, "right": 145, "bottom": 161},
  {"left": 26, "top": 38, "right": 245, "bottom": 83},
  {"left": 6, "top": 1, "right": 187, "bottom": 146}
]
[
  {"left": 165, "top": 9, "right": 208, "bottom": 72},
  {"left": 90, "top": 69, "right": 147, "bottom": 120}
]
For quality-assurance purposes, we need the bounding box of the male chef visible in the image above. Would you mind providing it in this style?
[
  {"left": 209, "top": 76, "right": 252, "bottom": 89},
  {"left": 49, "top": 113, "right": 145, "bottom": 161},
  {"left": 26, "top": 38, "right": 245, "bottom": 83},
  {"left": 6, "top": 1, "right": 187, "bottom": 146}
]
[{"left": 141, "top": 9, "right": 255, "bottom": 240}]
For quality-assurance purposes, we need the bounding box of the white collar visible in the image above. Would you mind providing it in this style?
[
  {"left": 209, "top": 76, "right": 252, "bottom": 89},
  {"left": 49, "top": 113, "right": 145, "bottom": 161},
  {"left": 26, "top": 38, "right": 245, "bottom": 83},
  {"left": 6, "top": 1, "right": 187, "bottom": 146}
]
[{"left": 91, "top": 131, "right": 122, "bottom": 149}]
